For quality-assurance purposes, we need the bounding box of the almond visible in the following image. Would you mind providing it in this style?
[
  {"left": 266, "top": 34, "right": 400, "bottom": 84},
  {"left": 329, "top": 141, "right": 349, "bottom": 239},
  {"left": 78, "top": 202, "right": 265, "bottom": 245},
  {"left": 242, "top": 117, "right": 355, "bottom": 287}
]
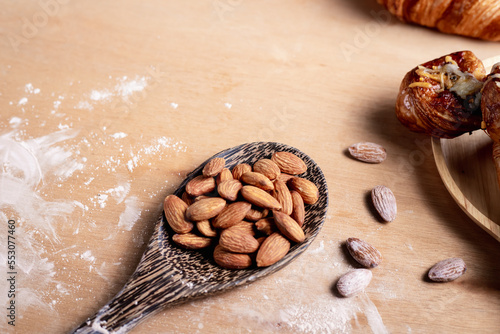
[
  {"left": 336, "top": 269, "right": 372, "bottom": 297},
  {"left": 287, "top": 177, "right": 319, "bottom": 205},
  {"left": 241, "top": 185, "right": 282, "bottom": 210},
  {"left": 253, "top": 159, "right": 281, "bottom": 180},
  {"left": 172, "top": 233, "right": 213, "bottom": 249},
  {"left": 428, "top": 258, "right": 467, "bottom": 282},
  {"left": 185, "top": 175, "right": 216, "bottom": 197},
  {"left": 346, "top": 238, "right": 382, "bottom": 268},
  {"left": 213, "top": 245, "right": 252, "bottom": 269},
  {"left": 271, "top": 152, "right": 307, "bottom": 175},
  {"left": 272, "top": 179, "right": 293, "bottom": 215},
  {"left": 245, "top": 207, "right": 269, "bottom": 221},
  {"left": 229, "top": 220, "right": 256, "bottom": 236},
  {"left": 219, "top": 226, "right": 260, "bottom": 253},
  {"left": 371, "top": 185, "right": 397, "bottom": 222},
  {"left": 181, "top": 192, "right": 195, "bottom": 206},
  {"left": 196, "top": 220, "right": 217, "bottom": 237},
  {"left": 217, "top": 179, "right": 242, "bottom": 201},
  {"left": 348, "top": 142, "right": 386, "bottom": 164},
  {"left": 256, "top": 232, "right": 291, "bottom": 267},
  {"left": 272, "top": 210, "right": 305, "bottom": 243},
  {"left": 202, "top": 157, "right": 226, "bottom": 177},
  {"left": 216, "top": 167, "right": 233, "bottom": 185},
  {"left": 255, "top": 217, "right": 277, "bottom": 235},
  {"left": 163, "top": 195, "right": 194, "bottom": 234},
  {"left": 212, "top": 201, "right": 252, "bottom": 229},
  {"left": 277, "top": 173, "right": 295, "bottom": 183},
  {"left": 186, "top": 197, "right": 226, "bottom": 221},
  {"left": 241, "top": 172, "right": 274, "bottom": 191},
  {"left": 290, "top": 190, "right": 305, "bottom": 227},
  {"left": 232, "top": 163, "right": 252, "bottom": 180}
]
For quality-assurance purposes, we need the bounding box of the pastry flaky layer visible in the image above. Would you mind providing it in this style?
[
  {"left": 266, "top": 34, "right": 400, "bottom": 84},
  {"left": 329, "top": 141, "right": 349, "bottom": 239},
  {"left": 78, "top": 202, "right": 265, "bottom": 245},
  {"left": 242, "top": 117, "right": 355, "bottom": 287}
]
[{"left": 377, "top": 0, "right": 500, "bottom": 41}]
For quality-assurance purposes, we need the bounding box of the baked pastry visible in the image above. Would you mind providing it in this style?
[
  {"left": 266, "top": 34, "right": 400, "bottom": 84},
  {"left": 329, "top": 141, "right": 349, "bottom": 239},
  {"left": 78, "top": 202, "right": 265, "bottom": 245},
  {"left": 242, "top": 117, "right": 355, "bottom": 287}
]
[
  {"left": 395, "top": 50, "right": 486, "bottom": 138},
  {"left": 481, "top": 63, "right": 500, "bottom": 142},
  {"left": 377, "top": 0, "right": 500, "bottom": 41}
]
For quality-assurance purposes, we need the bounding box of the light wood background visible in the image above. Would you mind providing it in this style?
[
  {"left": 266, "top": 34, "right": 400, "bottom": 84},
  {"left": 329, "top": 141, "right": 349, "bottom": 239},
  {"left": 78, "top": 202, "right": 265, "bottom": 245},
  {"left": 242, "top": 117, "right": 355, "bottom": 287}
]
[{"left": 1, "top": 1, "right": 499, "bottom": 333}]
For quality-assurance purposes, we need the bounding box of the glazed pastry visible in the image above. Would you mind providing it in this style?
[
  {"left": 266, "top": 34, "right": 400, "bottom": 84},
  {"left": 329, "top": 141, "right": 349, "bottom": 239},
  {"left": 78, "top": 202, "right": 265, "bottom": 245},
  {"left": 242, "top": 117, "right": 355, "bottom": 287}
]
[
  {"left": 377, "top": 0, "right": 500, "bottom": 41},
  {"left": 395, "top": 51, "right": 486, "bottom": 138},
  {"left": 481, "top": 63, "right": 500, "bottom": 143}
]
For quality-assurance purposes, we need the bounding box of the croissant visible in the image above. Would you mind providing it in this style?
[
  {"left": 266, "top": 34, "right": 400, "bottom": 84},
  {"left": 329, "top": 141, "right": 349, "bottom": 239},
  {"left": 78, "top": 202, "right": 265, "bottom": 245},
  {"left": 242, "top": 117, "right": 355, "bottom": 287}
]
[
  {"left": 376, "top": 0, "right": 500, "bottom": 41},
  {"left": 481, "top": 63, "right": 500, "bottom": 142},
  {"left": 395, "top": 50, "right": 486, "bottom": 138}
]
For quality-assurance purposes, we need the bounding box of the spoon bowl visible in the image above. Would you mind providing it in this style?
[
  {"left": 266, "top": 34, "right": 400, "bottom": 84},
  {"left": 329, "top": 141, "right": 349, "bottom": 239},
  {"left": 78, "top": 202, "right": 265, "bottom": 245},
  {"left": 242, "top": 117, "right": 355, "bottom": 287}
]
[{"left": 73, "top": 142, "right": 329, "bottom": 334}]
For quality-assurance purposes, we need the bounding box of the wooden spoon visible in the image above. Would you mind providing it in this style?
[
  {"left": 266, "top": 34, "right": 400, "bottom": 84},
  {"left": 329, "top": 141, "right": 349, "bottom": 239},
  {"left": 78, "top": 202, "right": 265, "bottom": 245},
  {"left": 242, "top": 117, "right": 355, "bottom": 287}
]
[{"left": 72, "top": 142, "right": 329, "bottom": 334}]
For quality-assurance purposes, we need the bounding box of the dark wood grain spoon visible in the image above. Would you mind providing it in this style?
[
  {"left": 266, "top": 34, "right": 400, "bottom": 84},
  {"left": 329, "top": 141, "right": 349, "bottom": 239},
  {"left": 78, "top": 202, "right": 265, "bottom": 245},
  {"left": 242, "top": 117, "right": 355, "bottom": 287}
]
[{"left": 72, "top": 142, "right": 329, "bottom": 334}]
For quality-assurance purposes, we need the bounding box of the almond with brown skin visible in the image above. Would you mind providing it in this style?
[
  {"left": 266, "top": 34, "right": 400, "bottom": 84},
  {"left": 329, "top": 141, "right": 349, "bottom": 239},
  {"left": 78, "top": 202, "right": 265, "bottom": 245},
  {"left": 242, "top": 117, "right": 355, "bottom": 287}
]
[
  {"left": 163, "top": 195, "right": 194, "bottom": 234},
  {"left": 346, "top": 238, "right": 382, "bottom": 268},
  {"left": 217, "top": 179, "right": 242, "bottom": 201},
  {"left": 229, "top": 220, "right": 256, "bottom": 236},
  {"left": 255, "top": 217, "right": 276, "bottom": 235},
  {"left": 172, "top": 233, "right": 213, "bottom": 249},
  {"left": 181, "top": 192, "right": 195, "bottom": 206},
  {"left": 212, "top": 201, "right": 252, "bottom": 229},
  {"left": 216, "top": 167, "right": 233, "bottom": 185},
  {"left": 371, "top": 185, "right": 397, "bottom": 222},
  {"left": 219, "top": 226, "right": 260, "bottom": 253},
  {"left": 290, "top": 190, "right": 305, "bottom": 227},
  {"left": 185, "top": 175, "right": 216, "bottom": 197},
  {"left": 245, "top": 207, "right": 269, "bottom": 221},
  {"left": 186, "top": 197, "right": 226, "bottom": 221},
  {"left": 272, "top": 179, "right": 293, "bottom": 215},
  {"left": 428, "top": 258, "right": 467, "bottom": 282},
  {"left": 196, "top": 220, "right": 217, "bottom": 238},
  {"left": 337, "top": 269, "right": 373, "bottom": 297},
  {"left": 202, "top": 157, "right": 226, "bottom": 177},
  {"left": 287, "top": 177, "right": 319, "bottom": 205},
  {"left": 253, "top": 159, "right": 281, "bottom": 180},
  {"left": 271, "top": 152, "right": 307, "bottom": 175},
  {"left": 232, "top": 163, "right": 252, "bottom": 180},
  {"left": 273, "top": 210, "right": 305, "bottom": 243},
  {"left": 213, "top": 245, "right": 252, "bottom": 269},
  {"left": 348, "top": 142, "right": 387, "bottom": 164},
  {"left": 277, "top": 173, "right": 295, "bottom": 183},
  {"left": 256, "top": 232, "right": 291, "bottom": 267},
  {"left": 241, "top": 172, "right": 274, "bottom": 191},
  {"left": 241, "top": 185, "right": 282, "bottom": 210}
]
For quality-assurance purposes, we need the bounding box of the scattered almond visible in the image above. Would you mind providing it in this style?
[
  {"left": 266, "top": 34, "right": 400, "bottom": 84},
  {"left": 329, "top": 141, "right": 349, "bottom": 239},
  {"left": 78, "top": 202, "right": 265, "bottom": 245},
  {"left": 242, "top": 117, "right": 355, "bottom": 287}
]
[
  {"left": 271, "top": 151, "right": 307, "bottom": 175},
  {"left": 371, "top": 185, "right": 397, "bottom": 222},
  {"left": 196, "top": 220, "right": 217, "bottom": 238},
  {"left": 428, "top": 258, "right": 467, "bottom": 282},
  {"left": 255, "top": 217, "right": 276, "bottom": 235},
  {"left": 216, "top": 167, "right": 233, "bottom": 185},
  {"left": 245, "top": 207, "right": 269, "bottom": 221},
  {"left": 346, "top": 238, "right": 382, "bottom": 268},
  {"left": 348, "top": 142, "right": 387, "bottom": 164},
  {"left": 336, "top": 269, "right": 373, "bottom": 297},
  {"left": 287, "top": 177, "right": 319, "bottom": 205},
  {"left": 256, "top": 232, "right": 291, "bottom": 267}
]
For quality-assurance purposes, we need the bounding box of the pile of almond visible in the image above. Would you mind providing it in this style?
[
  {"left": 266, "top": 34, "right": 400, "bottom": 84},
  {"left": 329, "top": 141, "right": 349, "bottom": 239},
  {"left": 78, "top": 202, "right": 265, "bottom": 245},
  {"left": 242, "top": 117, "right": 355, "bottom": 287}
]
[{"left": 163, "top": 151, "right": 319, "bottom": 269}]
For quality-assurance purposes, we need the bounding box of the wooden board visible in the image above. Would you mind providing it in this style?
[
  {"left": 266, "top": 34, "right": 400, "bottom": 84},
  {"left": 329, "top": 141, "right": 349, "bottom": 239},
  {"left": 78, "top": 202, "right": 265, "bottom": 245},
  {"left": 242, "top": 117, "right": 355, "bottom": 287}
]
[{"left": 1, "top": 1, "right": 500, "bottom": 334}]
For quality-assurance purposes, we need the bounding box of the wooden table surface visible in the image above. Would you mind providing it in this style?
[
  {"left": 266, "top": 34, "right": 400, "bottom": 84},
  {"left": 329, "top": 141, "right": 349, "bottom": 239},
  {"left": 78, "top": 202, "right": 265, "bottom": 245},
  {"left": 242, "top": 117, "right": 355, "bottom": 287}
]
[{"left": 1, "top": 1, "right": 499, "bottom": 333}]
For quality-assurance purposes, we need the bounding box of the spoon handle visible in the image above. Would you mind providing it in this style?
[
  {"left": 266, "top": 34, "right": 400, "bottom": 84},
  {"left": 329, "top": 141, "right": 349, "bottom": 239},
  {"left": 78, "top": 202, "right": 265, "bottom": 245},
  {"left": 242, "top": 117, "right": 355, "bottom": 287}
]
[{"left": 72, "top": 217, "right": 195, "bottom": 334}]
